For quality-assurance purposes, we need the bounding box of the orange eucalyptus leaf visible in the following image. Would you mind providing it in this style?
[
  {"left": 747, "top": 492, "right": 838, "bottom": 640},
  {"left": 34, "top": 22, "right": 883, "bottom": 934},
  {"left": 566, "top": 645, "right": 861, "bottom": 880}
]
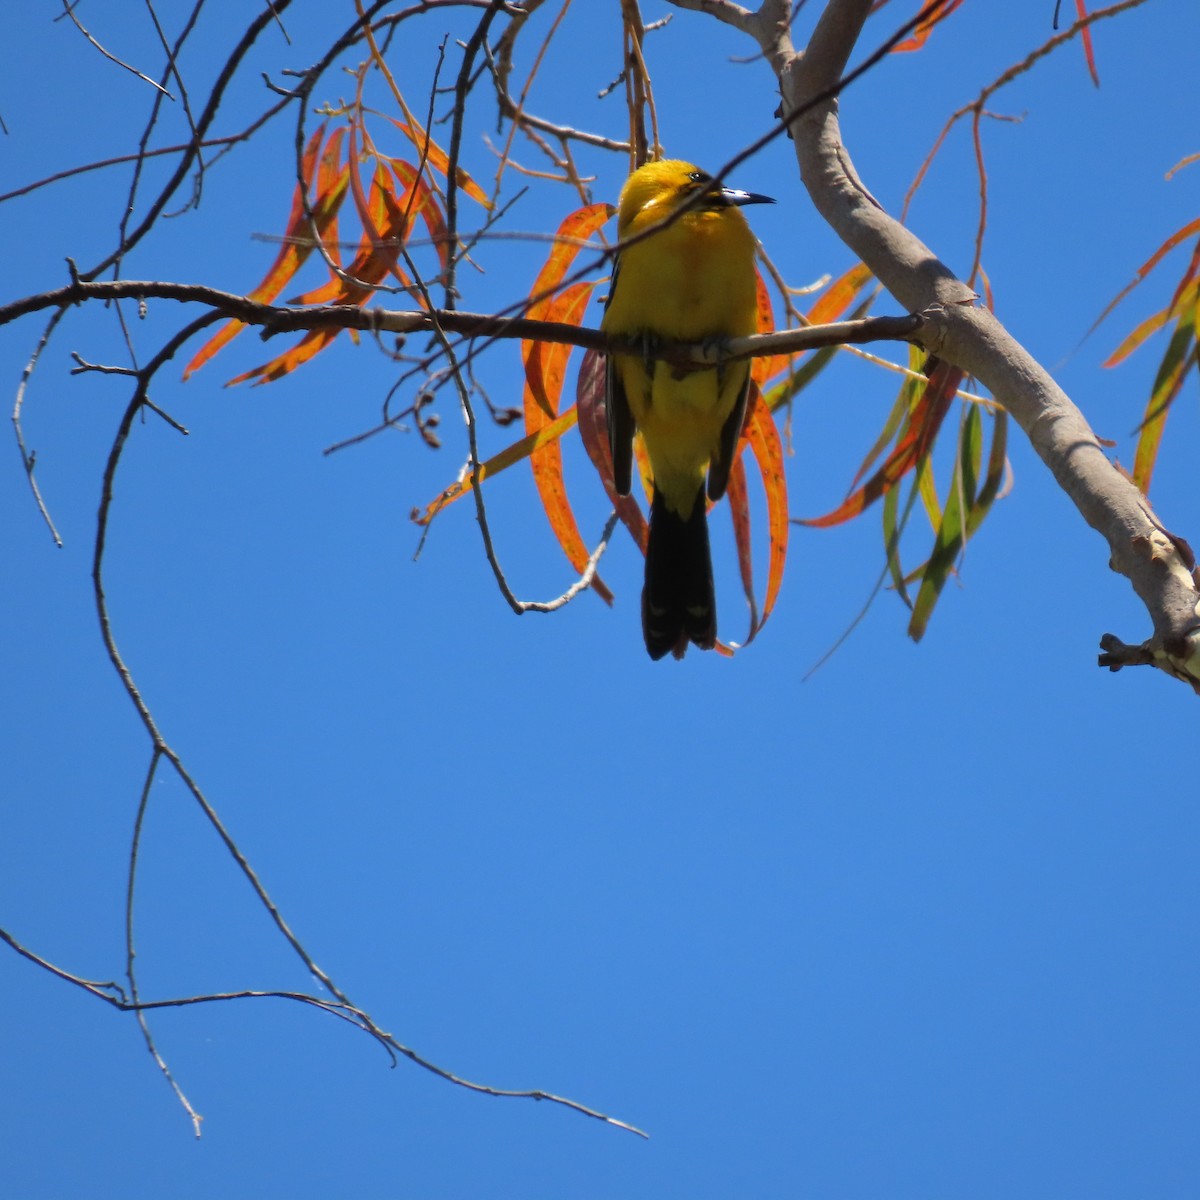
[
  {"left": 761, "top": 293, "right": 875, "bottom": 410},
  {"left": 392, "top": 160, "right": 451, "bottom": 269},
  {"left": 911, "top": 360, "right": 963, "bottom": 458},
  {"left": 1091, "top": 216, "right": 1200, "bottom": 341},
  {"left": 750, "top": 271, "right": 779, "bottom": 386},
  {"left": 352, "top": 167, "right": 421, "bottom": 297},
  {"left": 1129, "top": 215, "right": 1200, "bottom": 281},
  {"left": 413, "top": 407, "right": 580, "bottom": 527},
  {"left": 725, "top": 457, "right": 759, "bottom": 642},
  {"left": 741, "top": 387, "right": 789, "bottom": 636},
  {"left": 1104, "top": 306, "right": 1173, "bottom": 368},
  {"left": 520, "top": 238, "right": 609, "bottom": 593},
  {"left": 798, "top": 454, "right": 912, "bottom": 529},
  {"left": 232, "top": 167, "right": 426, "bottom": 383},
  {"left": 313, "top": 128, "right": 349, "bottom": 261},
  {"left": 277, "top": 137, "right": 356, "bottom": 306},
  {"left": 526, "top": 204, "right": 614, "bottom": 319},
  {"left": 522, "top": 205, "right": 623, "bottom": 607},
  {"left": 225, "top": 328, "right": 341, "bottom": 386},
  {"left": 290, "top": 161, "right": 397, "bottom": 305},
  {"left": 1075, "top": 0, "right": 1100, "bottom": 87},
  {"left": 1104, "top": 242, "right": 1200, "bottom": 367},
  {"left": 289, "top": 275, "right": 351, "bottom": 306},
  {"left": 798, "top": 359, "right": 958, "bottom": 528},
  {"left": 806, "top": 261, "right": 873, "bottom": 326},
  {"left": 345, "top": 113, "right": 376, "bottom": 231},
  {"left": 522, "top": 282, "right": 609, "bottom": 595},
  {"left": 182, "top": 313, "right": 253, "bottom": 383},
  {"left": 754, "top": 265, "right": 873, "bottom": 395},
  {"left": 266, "top": 124, "right": 347, "bottom": 290},
  {"left": 889, "top": 0, "right": 967, "bottom": 51},
  {"left": 524, "top": 281, "right": 596, "bottom": 419},
  {"left": 184, "top": 126, "right": 349, "bottom": 377},
  {"left": 387, "top": 118, "right": 491, "bottom": 208},
  {"left": 349, "top": 162, "right": 419, "bottom": 297}
]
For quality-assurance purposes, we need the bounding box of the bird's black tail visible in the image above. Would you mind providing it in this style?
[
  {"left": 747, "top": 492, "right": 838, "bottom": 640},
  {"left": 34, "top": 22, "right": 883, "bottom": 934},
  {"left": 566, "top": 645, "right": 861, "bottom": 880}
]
[{"left": 642, "top": 487, "right": 716, "bottom": 660}]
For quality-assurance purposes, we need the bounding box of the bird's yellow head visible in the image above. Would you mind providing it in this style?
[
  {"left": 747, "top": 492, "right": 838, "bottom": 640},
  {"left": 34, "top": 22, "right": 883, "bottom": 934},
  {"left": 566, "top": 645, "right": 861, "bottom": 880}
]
[{"left": 616, "top": 159, "right": 774, "bottom": 235}]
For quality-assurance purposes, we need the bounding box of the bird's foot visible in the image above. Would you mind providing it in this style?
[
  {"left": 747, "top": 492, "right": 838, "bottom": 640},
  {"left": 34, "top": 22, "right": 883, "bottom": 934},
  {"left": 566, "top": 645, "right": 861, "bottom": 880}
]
[
  {"left": 700, "top": 334, "right": 733, "bottom": 388},
  {"left": 638, "top": 331, "right": 663, "bottom": 377}
]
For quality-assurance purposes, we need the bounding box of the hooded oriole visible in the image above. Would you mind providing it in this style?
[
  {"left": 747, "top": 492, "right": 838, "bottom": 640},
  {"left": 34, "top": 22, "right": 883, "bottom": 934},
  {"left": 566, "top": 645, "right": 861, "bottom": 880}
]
[{"left": 602, "top": 159, "right": 773, "bottom": 660}]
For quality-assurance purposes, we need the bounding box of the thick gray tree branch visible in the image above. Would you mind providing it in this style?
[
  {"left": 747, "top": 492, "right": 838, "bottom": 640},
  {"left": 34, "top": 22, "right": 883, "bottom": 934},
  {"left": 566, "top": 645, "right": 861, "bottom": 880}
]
[
  {"left": 668, "top": 0, "right": 794, "bottom": 74},
  {"left": 702, "top": 0, "right": 1200, "bottom": 691}
]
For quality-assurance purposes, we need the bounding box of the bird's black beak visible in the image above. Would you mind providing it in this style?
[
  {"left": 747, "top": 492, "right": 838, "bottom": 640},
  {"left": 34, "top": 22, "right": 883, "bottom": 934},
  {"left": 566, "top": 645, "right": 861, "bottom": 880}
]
[{"left": 716, "top": 185, "right": 775, "bottom": 207}]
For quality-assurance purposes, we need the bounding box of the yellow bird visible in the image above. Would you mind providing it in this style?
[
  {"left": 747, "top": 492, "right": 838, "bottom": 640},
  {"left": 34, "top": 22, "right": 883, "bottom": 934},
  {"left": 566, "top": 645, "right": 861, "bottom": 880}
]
[{"left": 602, "top": 159, "right": 773, "bottom": 660}]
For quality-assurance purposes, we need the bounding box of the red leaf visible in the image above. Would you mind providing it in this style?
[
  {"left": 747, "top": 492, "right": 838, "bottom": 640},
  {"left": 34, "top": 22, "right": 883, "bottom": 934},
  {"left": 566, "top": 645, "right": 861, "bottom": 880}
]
[{"left": 798, "top": 359, "right": 961, "bottom": 527}]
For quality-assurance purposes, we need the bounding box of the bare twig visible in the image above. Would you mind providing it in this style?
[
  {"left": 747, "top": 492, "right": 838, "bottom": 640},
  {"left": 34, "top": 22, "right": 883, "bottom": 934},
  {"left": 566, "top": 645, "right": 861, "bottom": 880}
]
[
  {"left": 443, "top": 1, "right": 509, "bottom": 307},
  {"left": 1, "top": 275, "right": 922, "bottom": 361},
  {"left": 515, "top": 511, "right": 622, "bottom": 612},
  {"left": 901, "top": 0, "right": 1154, "bottom": 285},
  {"left": 58, "top": 0, "right": 175, "bottom": 98},
  {"left": 11, "top": 310, "right": 67, "bottom": 546},
  {"left": 0, "top": 922, "right": 647, "bottom": 1136},
  {"left": 81, "top": 1, "right": 297, "bottom": 283},
  {"left": 125, "top": 747, "right": 204, "bottom": 1137},
  {"left": 75, "top": 304, "right": 647, "bottom": 1133}
]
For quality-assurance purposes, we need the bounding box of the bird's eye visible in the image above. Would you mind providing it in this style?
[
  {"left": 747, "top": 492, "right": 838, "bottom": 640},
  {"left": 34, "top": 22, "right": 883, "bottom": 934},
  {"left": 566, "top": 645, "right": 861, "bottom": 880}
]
[{"left": 687, "top": 170, "right": 710, "bottom": 184}]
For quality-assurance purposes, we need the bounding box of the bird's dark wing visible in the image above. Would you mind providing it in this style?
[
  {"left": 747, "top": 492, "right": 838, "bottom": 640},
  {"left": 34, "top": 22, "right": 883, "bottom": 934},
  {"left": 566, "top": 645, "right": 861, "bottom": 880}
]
[
  {"left": 706, "top": 368, "right": 751, "bottom": 502},
  {"left": 605, "top": 254, "right": 635, "bottom": 497}
]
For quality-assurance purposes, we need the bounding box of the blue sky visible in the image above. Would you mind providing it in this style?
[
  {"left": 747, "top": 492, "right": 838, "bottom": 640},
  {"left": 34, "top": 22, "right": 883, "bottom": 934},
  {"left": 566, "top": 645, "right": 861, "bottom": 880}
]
[{"left": 3, "top": 2, "right": 1199, "bottom": 1197}]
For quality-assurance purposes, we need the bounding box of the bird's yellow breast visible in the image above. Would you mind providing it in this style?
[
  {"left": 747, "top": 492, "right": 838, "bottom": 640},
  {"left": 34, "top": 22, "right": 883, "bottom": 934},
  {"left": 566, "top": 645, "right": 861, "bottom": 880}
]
[
  {"left": 605, "top": 205, "right": 758, "bottom": 341},
  {"left": 603, "top": 203, "right": 758, "bottom": 515}
]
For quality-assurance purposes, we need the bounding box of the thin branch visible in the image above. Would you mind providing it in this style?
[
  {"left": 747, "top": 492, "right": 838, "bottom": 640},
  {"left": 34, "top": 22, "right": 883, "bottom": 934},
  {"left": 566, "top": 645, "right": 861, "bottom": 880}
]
[
  {"left": 118, "top": 0, "right": 207, "bottom": 252},
  {"left": 487, "top": 0, "right": 627, "bottom": 192},
  {"left": 668, "top": 0, "right": 795, "bottom": 70},
  {"left": 0, "top": 921, "right": 648, "bottom": 1137},
  {"left": 900, "top": 0, "right": 1154, "bottom": 279},
  {"left": 444, "top": 3, "right": 510, "bottom": 309},
  {"left": 666, "top": 0, "right": 755, "bottom": 35},
  {"left": 515, "top": 511, "right": 622, "bottom": 613},
  {"left": 10, "top": 309, "right": 67, "bottom": 546},
  {"left": 272, "top": 305, "right": 922, "bottom": 361},
  {"left": 125, "top": 747, "right": 204, "bottom": 1137},
  {"left": 82, "top": 0, "right": 297, "bottom": 282},
  {"left": 0, "top": 131, "right": 295, "bottom": 210},
  {"left": 58, "top": 0, "right": 175, "bottom": 98},
  {"left": 75, "top": 304, "right": 648, "bottom": 1133},
  {"left": 1, "top": 275, "right": 922, "bottom": 361}
]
